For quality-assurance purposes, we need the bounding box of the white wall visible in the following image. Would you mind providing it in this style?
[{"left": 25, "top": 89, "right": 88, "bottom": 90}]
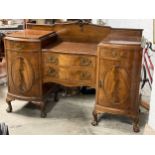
[
  {"left": 105, "top": 19, "right": 153, "bottom": 42},
  {"left": 92, "top": 19, "right": 153, "bottom": 42}
]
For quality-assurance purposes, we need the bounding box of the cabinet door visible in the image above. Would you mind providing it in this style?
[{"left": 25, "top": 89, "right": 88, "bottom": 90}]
[
  {"left": 98, "top": 58, "right": 131, "bottom": 110},
  {"left": 97, "top": 47, "right": 142, "bottom": 112},
  {"left": 6, "top": 50, "right": 42, "bottom": 98}
]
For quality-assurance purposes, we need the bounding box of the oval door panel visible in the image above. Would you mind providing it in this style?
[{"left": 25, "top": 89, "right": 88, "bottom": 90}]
[
  {"left": 11, "top": 56, "right": 35, "bottom": 94},
  {"left": 103, "top": 66, "right": 129, "bottom": 105}
]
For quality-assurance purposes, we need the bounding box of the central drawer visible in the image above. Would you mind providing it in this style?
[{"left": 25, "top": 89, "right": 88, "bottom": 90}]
[
  {"left": 42, "top": 52, "right": 96, "bottom": 86},
  {"left": 44, "top": 66, "right": 95, "bottom": 81},
  {"left": 43, "top": 52, "right": 96, "bottom": 68}
]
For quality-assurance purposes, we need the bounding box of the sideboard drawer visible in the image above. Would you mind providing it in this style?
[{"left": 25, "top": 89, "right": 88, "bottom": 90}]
[
  {"left": 43, "top": 52, "right": 96, "bottom": 68},
  {"left": 100, "top": 49, "right": 132, "bottom": 60},
  {"left": 59, "top": 68, "right": 95, "bottom": 82},
  {"left": 5, "top": 40, "right": 40, "bottom": 51},
  {"left": 58, "top": 54, "right": 95, "bottom": 67},
  {"left": 43, "top": 65, "right": 96, "bottom": 86}
]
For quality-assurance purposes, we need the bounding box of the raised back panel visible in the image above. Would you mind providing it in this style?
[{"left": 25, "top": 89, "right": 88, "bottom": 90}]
[
  {"left": 27, "top": 23, "right": 143, "bottom": 43},
  {"left": 27, "top": 22, "right": 111, "bottom": 43}
]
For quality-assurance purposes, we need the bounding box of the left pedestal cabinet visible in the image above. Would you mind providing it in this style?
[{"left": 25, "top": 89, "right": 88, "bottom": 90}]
[{"left": 4, "top": 39, "right": 46, "bottom": 117}]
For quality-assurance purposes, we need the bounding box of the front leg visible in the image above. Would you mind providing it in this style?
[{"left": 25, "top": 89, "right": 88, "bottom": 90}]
[
  {"left": 6, "top": 96, "right": 14, "bottom": 113},
  {"left": 54, "top": 91, "right": 59, "bottom": 102},
  {"left": 91, "top": 110, "right": 98, "bottom": 126},
  {"left": 133, "top": 117, "right": 140, "bottom": 132},
  {"left": 31, "top": 101, "right": 47, "bottom": 118},
  {"left": 39, "top": 101, "right": 47, "bottom": 118}
]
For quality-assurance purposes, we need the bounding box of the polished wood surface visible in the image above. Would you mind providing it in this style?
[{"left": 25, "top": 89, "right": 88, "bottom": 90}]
[
  {"left": 42, "top": 41, "right": 97, "bottom": 55},
  {"left": 6, "top": 29, "right": 55, "bottom": 39},
  {"left": 4, "top": 22, "right": 143, "bottom": 132}
]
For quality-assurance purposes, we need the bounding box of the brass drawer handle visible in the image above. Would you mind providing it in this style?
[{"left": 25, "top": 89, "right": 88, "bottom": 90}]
[
  {"left": 111, "top": 51, "right": 125, "bottom": 58},
  {"left": 14, "top": 44, "right": 26, "bottom": 50},
  {"left": 112, "top": 51, "right": 117, "bottom": 57},
  {"left": 80, "top": 57, "right": 92, "bottom": 66},
  {"left": 48, "top": 67, "right": 58, "bottom": 77},
  {"left": 115, "top": 64, "right": 120, "bottom": 68},
  {"left": 48, "top": 56, "right": 58, "bottom": 65},
  {"left": 80, "top": 72, "right": 91, "bottom": 80},
  {"left": 99, "top": 80, "right": 103, "bottom": 88}
]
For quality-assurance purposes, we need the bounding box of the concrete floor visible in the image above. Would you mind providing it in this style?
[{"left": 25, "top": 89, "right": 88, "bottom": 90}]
[{"left": 0, "top": 84, "right": 148, "bottom": 135}]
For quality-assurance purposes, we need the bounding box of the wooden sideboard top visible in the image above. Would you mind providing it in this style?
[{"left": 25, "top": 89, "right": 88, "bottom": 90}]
[
  {"left": 42, "top": 41, "right": 97, "bottom": 55},
  {"left": 6, "top": 29, "right": 55, "bottom": 39},
  {"left": 101, "top": 39, "right": 141, "bottom": 46},
  {"left": 5, "top": 23, "right": 143, "bottom": 52}
]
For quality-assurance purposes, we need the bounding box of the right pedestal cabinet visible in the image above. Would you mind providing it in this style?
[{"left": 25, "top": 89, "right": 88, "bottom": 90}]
[{"left": 93, "top": 42, "right": 142, "bottom": 132}]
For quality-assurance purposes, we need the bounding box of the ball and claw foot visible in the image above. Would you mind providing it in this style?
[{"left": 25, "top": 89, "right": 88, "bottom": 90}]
[
  {"left": 91, "top": 120, "right": 98, "bottom": 126},
  {"left": 39, "top": 102, "right": 47, "bottom": 118},
  {"left": 6, "top": 105, "right": 12, "bottom": 113},
  {"left": 133, "top": 125, "right": 140, "bottom": 132},
  {"left": 40, "top": 111, "right": 47, "bottom": 118},
  {"left": 133, "top": 117, "right": 140, "bottom": 132},
  {"left": 91, "top": 110, "right": 98, "bottom": 126},
  {"left": 54, "top": 92, "right": 59, "bottom": 102},
  {"left": 6, "top": 98, "right": 13, "bottom": 113}
]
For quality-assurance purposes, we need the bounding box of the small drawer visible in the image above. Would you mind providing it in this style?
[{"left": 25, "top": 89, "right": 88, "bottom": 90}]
[
  {"left": 5, "top": 40, "right": 40, "bottom": 51},
  {"left": 100, "top": 49, "right": 130, "bottom": 60}
]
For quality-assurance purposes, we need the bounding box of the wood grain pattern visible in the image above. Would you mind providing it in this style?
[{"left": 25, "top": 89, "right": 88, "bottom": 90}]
[
  {"left": 42, "top": 41, "right": 97, "bottom": 55},
  {"left": 6, "top": 29, "right": 55, "bottom": 39}
]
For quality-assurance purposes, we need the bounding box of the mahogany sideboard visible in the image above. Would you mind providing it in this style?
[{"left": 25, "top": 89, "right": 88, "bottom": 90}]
[{"left": 4, "top": 22, "right": 143, "bottom": 132}]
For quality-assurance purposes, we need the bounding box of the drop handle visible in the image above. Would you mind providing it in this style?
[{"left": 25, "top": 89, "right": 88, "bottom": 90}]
[
  {"left": 115, "top": 64, "right": 120, "bottom": 68},
  {"left": 80, "top": 57, "right": 92, "bottom": 66},
  {"left": 48, "top": 56, "right": 58, "bottom": 64},
  {"left": 80, "top": 72, "right": 91, "bottom": 80},
  {"left": 48, "top": 68, "right": 57, "bottom": 77},
  {"left": 99, "top": 80, "right": 103, "bottom": 88},
  {"left": 15, "top": 44, "right": 26, "bottom": 50}
]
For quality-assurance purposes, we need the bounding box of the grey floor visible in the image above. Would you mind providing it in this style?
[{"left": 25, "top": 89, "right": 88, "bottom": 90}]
[{"left": 0, "top": 84, "right": 149, "bottom": 135}]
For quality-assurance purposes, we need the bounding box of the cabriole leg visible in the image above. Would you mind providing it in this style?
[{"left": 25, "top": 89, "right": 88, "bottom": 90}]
[
  {"left": 6, "top": 96, "right": 13, "bottom": 113},
  {"left": 39, "top": 101, "right": 47, "bottom": 118},
  {"left": 133, "top": 117, "right": 140, "bottom": 132},
  {"left": 54, "top": 91, "right": 59, "bottom": 102},
  {"left": 91, "top": 110, "right": 98, "bottom": 126}
]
